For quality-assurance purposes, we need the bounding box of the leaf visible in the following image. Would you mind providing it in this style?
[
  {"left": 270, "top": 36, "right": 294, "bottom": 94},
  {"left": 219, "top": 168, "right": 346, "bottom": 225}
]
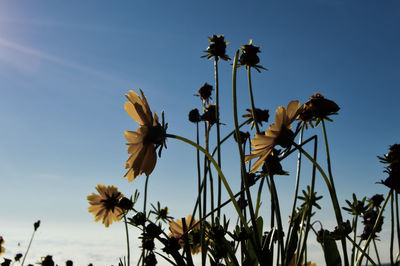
[{"left": 322, "top": 231, "right": 342, "bottom": 266}]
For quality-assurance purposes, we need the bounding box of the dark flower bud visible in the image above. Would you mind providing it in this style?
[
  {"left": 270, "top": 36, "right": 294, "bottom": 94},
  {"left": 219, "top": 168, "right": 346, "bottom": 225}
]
[
  {"left": 41, "top": 255, "right": 55, "bottom": 266},
  {"left": 146, "top": 223, "right": 162, "bottom": 238},
  {"left": 234, "top": 131, "right": 250, "bottom": 144},
  {"left": 14, "top": 254, "right": 23, "bottom": 262},
  {"left": 130, "top": 212, "right": 146, "bottom": 226},
  {"left": 118, "top": 197, "right": 134, "bottom": 211},
  {"left": 262, "top": 149, "right": 289, "bottom": 176},
  {"left": 34, "top": 220, "right": 40, "bottom": 231},
  {"left": 188, "top": 109, "right": 201, "bottom": 123},
  {"left": 1, "top": 258, "right": 11, "bottom": 266},
  {"left": 201, "top": 104, "right": 218, "bottom": 125},
  {"left": 239, "top": 40, "right": 267, "bottom": 72},
  {"left": 237, "top": 196, "right": 248, "bottom": 209},
  {"left": 243, "top": 108, "right": 269, "bottom": 129},
  {"left": 66, "top": 260, "right": 73, "bottom": 266},
  {"left": 331, "top": 220, "right": 352, "bottom": 240},
  {"left": 143, "top": 239, "right": 155, "bottom": 251},
  {"left": 162, "top": 237, "right": 180, "bottom": 254},
  {"left": 196, "top": 83, "right": 213, "bottom": 103},
  {"left": 144, "top": 253, "right": 157, "bottom": 266},
  {"left": 368, "top": 194, "right": 384, "bottom": 209},
  {"left": 202, "top": 34, "right": 230, "bottom": 61}
]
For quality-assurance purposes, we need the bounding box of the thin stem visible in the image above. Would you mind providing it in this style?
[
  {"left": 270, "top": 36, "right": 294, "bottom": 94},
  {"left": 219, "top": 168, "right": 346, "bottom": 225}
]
[
  {"left": 270, "top": 175, "right": 285, "bottom": 266},
  {"left": 351, "top": 216, "right": 359, "bottom": 266},
  {"left": 21, "top": 230, "right": 36, "bottom": 266},
  {"left": 232, "top": 50, "right": 263, "bottom": 261},
  {"left": 345, "top": 236, "right": 377, "bottom": 266},
  {"left": 214, "top": 59, "right": 223, "bottom": 220},
  {"left": 124, "top": 215, "right": 130, "bottom": 266},
  {"left": 247, "top": 66, "right": 261, "bottom": 134},
  {"left": 254, "top": 178, "right": 265, "bottom": 217},
  {"left": 321, "top": 120, "right": 349, "bottom": 266},
  {"left": 391, "top": 190, "right": 395, "bottom": 265},
  {"left": 142, "top": 174, "right": 150, "bottom": 266},
  {"left": 396, "top": 192, "right": 400, "bottom": 254},
  {"left": 196, "top": 122, "right": 202, "bottom": 220},
  {"left": 356, "top": 191, "right": 391, "bottom": 265},
  {"left": 372, "top": 239, "right": 381, "bottom": 266}
]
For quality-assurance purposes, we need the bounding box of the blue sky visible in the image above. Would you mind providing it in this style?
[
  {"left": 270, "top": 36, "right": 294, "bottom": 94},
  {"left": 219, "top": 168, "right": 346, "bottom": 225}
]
[{"left": 0, "top": 0, "right": 399, "bottom": 265}]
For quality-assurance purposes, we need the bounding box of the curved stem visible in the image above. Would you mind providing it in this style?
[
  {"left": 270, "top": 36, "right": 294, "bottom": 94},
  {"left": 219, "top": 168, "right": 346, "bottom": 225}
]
[
  {"left": 232, "top": 50, "right": 263, "bottom": 261},
  {"left": 247, "top": 67, "right": 261, "bottom": 134},
  {"left": 321, "top": 120, "right": 349, "bottom": 266},
  {"left": 124, "top": 215, "right": 130, "bottom": 266},
  {"left": 166, "top": 133, "right": 249, "bottom": 230}
]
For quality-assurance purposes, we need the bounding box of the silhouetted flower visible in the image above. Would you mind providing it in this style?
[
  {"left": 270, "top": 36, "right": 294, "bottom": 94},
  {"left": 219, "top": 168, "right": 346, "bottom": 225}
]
[
  {"left": 342, "top": 193, "right": 367, "bottom": 216},
  {"left": 41, "top": 256, "right": 55, "bottom": 266},
  {"left": 146, "top": 223, "right": 162, "bottom": 239},
  {"left": 143, "top": 239, "right": 155, "bottom": 251},
  {"left": 66, "top": 260, "right": 73, "bottom": 266},
  {"left": 1, "top": 258, "right": 11, "bottom": 266},
  {"left": 239, "top": 40, "right": 267, "bottom": 72},
  {"left": 201, "top": 104, "right": 217, "bottom": 125},
  {"left": 151, "top": 202, "right": 172, "bottom": 222},
  {"left": 124, "top": 89, "right": 167, "bottom": 181},
  {"left": 245, "top": 101, "right": 300, "bottom": 173},
  {"left": 196, "top": 83, "right": 213, "bottom": 103},
  {"left": 118, "top": 197, "right": 134, "bottom": 211},
  {"left": 130, "top": 212, "right": 146, "bottom": 226},
  {"left": 34, "top": 220, "right": 40, "bottom": 231},
  {"left": 243, "top": 108, "right": 269, "bottom": 129},
  {"left": 87, "top": 184, "right": 124, "bottom": 227},
  {"left": 262, "top": 149, "right": 289, "bottom": 176},
  {"left": 169, "top": 215, "right": 200, "bottom": 254},
  {"left": 188, "top": 108, "right": 201, "bottom": 123},
  {"left": 368, "top": 194, "right": 384, "bottom": 209},
  {"left": 378, "top": 143, "right": 400, "bottom": 192},
  {"left": 299, "top": 93, "right": 339, "bottom": 127},
  {"left": 0, "top": 237, "right": 5, "bottom": 256},
  {"left": 361, "top": 209, "right": 384, "bottom": 240},
  {"left": 202, "top": 34, "right": 230, "bottom": 61},
  {"left": 144, "top": 253, "right": 157, "bottom": 266},
  {"left": 14, "top": 253, "right": 22, "bottom": 262}
]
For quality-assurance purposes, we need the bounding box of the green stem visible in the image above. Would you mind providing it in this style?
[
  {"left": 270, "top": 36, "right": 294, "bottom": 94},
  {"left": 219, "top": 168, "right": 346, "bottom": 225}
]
[
  {"left": 372, "top": 239, "right": 381, "bottom": 266},
  {"left": 21, "top": 230, "right": 36, "bottom": 266},
  {"left": 247, "top": 66, "right": 261, "bottom": 134},
  {"left": 215, "top": 59, "right": 222, "bottom": 220},
  {"left": 391, "top": 190, "right": 395, "bottom": 265},
  {"left": 124, "top": 215, "right": 130, "bottom": 266},
  {"left": 396, "top": 192, "right": 400, "bottom": 254},
  {"left": 351, "top": 216, "right": 358, "bottom": 266},
  {"left": 356, "top": 191, "right": 391, "bottom": 265},
  {"left": 142, "top": 174, "right": 150, "bottom": 266},
  {"left": 345, "top": 236, "right": 376, "bottom": 266},
  {"left": 270, "top": 175, "right": 285, "bottom": 266},
  {"left": 166, "top": 133, "right": 249, "bottom": 230},
  {"left": 254, "top": 178, "right": 265, "bottom": 217},
  {"left": 232, "top": 50, "right": 263, "bottom": 262},
  {"left": 321, "top": 120, "right": 349, "bottom": 266},
  {"left": 211, "top": 121, "right": 247, "bottom": 158},
  {"left": 196, "top": 122, "right": 202, "bottom": 220}
]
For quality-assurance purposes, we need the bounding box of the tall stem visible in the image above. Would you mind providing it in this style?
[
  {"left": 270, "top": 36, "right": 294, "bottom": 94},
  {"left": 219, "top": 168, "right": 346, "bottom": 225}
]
[
  {"left": 124, "top": 215, "right": 131, "bottom": 266},
  {"left": 21, "top": 230, "right": 36, "bottom": 266},
  {"left": 270, "top": 175, "right": 284, "bottom": 265},
  {"left": 247, "top": 67, "right": 261, "bottom": 134},
  {"left": 391, "top": 190, "right": 395, "bottom": 265},
  {"left": 321, "top": 120, "right": 349, "bottom": 266},
  {"left": 214, "top": 59, "right": 223, "bottom": 220},
  {"left": 142, "top": 174, "right": 150, "bottom": 266},
  {"left": 232, "top": 50, "right": 263, "bottom": 261}
]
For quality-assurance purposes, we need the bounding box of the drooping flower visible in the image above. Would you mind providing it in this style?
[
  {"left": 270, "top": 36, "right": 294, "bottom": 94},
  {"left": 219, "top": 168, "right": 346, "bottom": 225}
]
[
  {"left": 245, "top": 101, "right": 300, "bottom": 173},
  {"left": 168, "top": 215, "right": 201, "bottom": 254},
  {"left": 124, "top": 89, "right": 167, "bottom": 181},
  {"left": 201, "top": 34, "right": 230, "bottom": 61},
  {"left": 87, "top": 184, "right": 124, "bottom": 227},
  {"left": 299, "top": 93, "right": 340, "bottom": 127},
  {"left": 0, "top": 236, "right": 5, "bottom": 256}
]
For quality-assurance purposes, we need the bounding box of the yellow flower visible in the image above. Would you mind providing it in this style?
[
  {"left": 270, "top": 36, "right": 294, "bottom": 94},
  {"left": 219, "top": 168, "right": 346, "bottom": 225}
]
[
  {"left": 169, "top": 215, "right": 200, "bottom": 254},
  {"left": 245, "top": 100, "right": 300, "bottom": 173},
  {"left": 0, "top": 236, "right": 5, "bottom": 256},
  {"left": 87, "top": 184, "right": 124, "bottom": 227},
  {"left": 124, "top": 89, "right": 166, "bottom": 182}
]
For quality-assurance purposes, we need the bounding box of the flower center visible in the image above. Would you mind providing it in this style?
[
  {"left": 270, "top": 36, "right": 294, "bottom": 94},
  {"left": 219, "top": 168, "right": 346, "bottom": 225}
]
[
  {"left": 101, "top": 193, "right": 121, "bottom": 211},
  {"left": 146, "top": 125, "right": 166, "bottom": 146},
  {"left": 275, "top": 127, "right": 294, "bottom": 148}
]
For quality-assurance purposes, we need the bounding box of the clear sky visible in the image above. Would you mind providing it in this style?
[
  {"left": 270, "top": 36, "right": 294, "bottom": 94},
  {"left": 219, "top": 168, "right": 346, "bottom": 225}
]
[{"left": 0, "top": 0, "right": 399, "bottom": 265}]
